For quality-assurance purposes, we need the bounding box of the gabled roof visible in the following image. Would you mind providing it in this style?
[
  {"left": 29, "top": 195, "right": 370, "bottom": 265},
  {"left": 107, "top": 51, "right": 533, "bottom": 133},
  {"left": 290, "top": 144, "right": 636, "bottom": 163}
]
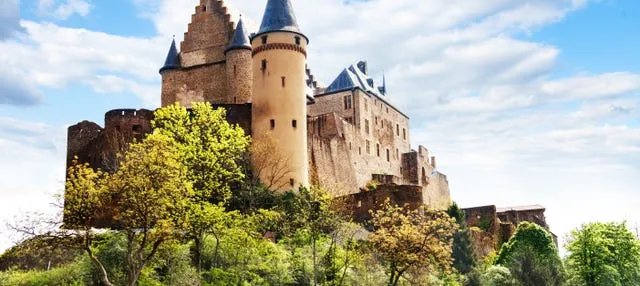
[
  {"left": 255, "top": 0, "right": 306, "bottom": 40},
  {"left": 226, "top": 18, "right": 252, "bottom": 53},
  {"left": 323, "top": 61, "right": 404, "bottom": 117},
  {"left": 159, "top": 39, "right": 180, "bottom": 73}
]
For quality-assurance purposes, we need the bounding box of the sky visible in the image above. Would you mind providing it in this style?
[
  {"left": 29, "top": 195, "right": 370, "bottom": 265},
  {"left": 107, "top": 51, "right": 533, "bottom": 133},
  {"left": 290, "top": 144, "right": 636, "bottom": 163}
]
[{"left": 0, "top": 0, "right": 638, "bottom": 252}]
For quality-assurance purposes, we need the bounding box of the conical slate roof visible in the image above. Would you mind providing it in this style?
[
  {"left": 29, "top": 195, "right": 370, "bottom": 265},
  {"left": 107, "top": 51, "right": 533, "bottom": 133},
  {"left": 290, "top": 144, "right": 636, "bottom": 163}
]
[
  {"left": 256, "top": 0, "right": 306, "bottom": 40},
  {"left": 226, "top": 18, "right": 252, "bottom": 53},
  {"left": 159, "top": 39, "right": 180, "bottom": 73}
]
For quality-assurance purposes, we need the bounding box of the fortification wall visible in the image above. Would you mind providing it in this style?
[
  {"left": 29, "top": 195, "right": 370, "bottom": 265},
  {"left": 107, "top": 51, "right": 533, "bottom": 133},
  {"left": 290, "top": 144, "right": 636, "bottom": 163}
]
[{"left": 343, "top": 185, "right": 423, "bottom": 223}]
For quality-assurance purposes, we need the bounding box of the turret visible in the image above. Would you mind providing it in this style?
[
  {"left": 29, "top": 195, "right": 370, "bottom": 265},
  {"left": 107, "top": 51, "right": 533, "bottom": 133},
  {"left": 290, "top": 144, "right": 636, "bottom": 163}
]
[
  {"left": 159, "top": 38, "right": 180, "bottom": 74},
  {"left": 251, "top": 0, "right": 309, "bottom": 191},
  {"left": 160, "top": 38, "right": 181, "bottom": 107},
  {"left": 225, "top": 18, "right": 253, "bottom": 104}
]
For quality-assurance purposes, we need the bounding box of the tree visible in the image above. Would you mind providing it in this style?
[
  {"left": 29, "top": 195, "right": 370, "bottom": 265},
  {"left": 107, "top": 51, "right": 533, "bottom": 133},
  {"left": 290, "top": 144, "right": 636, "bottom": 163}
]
[
  {"left": 369, "top": 200, "right": 457, "bottom": 286},
  {"left": 152, "top": 102, "right": 250, "bottom": 271},
  {"left": 496, "top": 222, "right": 564, "bottom": 286},
  {"left": 565, "top": 222, "right": 640, "bottom": 286},
  {"left": 63, "top": 159, "right": 114, "bottom": 286},
  {"left": 108, "top": 133, "right": 192, "bottom": 285},
  {"left": 446, "top": 202, "right": 478, "bottom": 275},
  {"left": 250, "top": 133, "right": 295, "bottom": 191}
]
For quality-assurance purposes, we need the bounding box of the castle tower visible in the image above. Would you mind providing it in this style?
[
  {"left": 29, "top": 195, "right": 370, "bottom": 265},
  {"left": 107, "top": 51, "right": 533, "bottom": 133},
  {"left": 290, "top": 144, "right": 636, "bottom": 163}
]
[
  {"left": 251, "top": 0, "right": 309, "bottom": 191},
  {"left": 224, "top": 18, "right": 253, "bottom": 104}
]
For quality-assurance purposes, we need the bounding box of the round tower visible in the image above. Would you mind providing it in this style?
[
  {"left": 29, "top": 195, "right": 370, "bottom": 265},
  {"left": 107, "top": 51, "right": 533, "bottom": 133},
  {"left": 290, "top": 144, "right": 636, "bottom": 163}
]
[
  {"left": 251, "top": 0, "right": 309, "bottom": 191},
  {"left": 159, "top": 38, "right": 181, "bottom": 107},
  {"left": 225, "top": 18, "right": 253, "bottom": 104}
]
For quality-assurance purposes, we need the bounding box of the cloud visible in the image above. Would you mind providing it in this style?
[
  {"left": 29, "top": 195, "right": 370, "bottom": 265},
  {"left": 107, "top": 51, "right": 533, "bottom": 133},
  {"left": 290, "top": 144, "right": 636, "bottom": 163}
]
[
  {"left": 0, "top": 69, "right": 43, "bottom": 106},
  {"left": 38, "top": 0, "right": 92, "bottom": 20},
  {"left": 0, "top": 0, "right": 24, "bottom": 39}
]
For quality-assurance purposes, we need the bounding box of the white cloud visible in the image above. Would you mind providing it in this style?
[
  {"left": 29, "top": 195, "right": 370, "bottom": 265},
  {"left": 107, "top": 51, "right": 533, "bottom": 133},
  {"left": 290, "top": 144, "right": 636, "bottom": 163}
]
[
  {"left": 0, "top": 0, "right": 24, "bottom": 39},
  {"left": 38, "top": 0, "right": 92, "bottom": 20}
]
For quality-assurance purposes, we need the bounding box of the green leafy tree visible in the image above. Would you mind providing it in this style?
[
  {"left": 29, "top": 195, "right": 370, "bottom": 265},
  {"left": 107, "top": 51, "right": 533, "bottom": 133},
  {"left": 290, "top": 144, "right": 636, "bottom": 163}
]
[
  {"left": 108, "top": 133, "right": 193, "bottom": 285},
  {"left": 152, "top": 102, "right": 250, "bottom": 271},
  {"left": 496, "top": 222, "right": 564, "bottom": 286},
  {"left": 446, "top": 202, "right": 478, "bottom": 275},
  {"left": 369, "top": 200, "right": 457, "bottom": 286},
  {"left": 565, "top": 222, "right": 640, "bottom": 286},
  {"left": 480, "top": 265, "right": 516, "bottom": 286}
]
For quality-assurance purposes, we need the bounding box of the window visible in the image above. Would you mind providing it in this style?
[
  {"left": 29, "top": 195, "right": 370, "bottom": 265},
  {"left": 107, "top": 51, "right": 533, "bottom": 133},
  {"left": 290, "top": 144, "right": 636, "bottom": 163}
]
[
  {"left": 290, "top": 178, "right": 295, "bottom": 187},
  {"left": 292, "top": 120, "right": 297, "bottom": 129},
  {"left": 261, "top": 36, "right": 268, "bottom": 44},
  {"left": 396, "top": 148, "right": 399, "bottom": 159},
  {"left": 403, "top": 128, "right": 406, "bottom": 140},
  {"left": 270, "top": 119, "right": 275, "bottom": 130},
  {"left": 282, "top": 76, "right": 286, "bottom": 87},
  {"left": 132, "top": 124, "right": 142, "bottom": 133},
  {"left": 364, "top": 99, "right": 368, "bottom": 111},
  {"left": 359, "top": 147, "right": 362, "bottom": 155},
  {"left": 375, "top": 116, "right": 378, "bottom": 125},
  {"left": 386, "top": 149, "right": 390, "bottom": 162},
  {"left": 343, "top": 95, "right": 352, "bottom": 109},
  {"left": 349, "top": 142, "right": 352, "bottom": 150},
  {"left": 233, "top": 65, "right": 237, "bottom": 76},
  {"left": 386, "top": 107, "right": 389, "bottom": 113},
  {"left": 365, "top": 119, "right": 370, "bottom": 134},
  {"left": 376, "top": 143, "right": 380, "bottom": 157},
  {"left": 202, "top": 5, "right": 206, "bottom": 12},
  {"left": 396, "top": 124, "right": 400, "bottom": 136},
  {"left": 382, "top": 120, "right": 384, "bottom": 128},
  {"left": 261, "top": 59, "right": 267, "bottom": 71},
  {"left": 344, "top": 117, "right": 353, "bottom": 125},
  {"left": 295, "top": 36, "right": 301, "bottom": 46},
  {"left": 366, "top": 140, "right": 370, "bottom": 154}
]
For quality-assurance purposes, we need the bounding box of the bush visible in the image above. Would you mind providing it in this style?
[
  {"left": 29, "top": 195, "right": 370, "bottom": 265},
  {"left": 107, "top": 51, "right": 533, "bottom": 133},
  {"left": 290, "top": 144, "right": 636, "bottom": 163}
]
[{"left": 0, "top": 260, "right": 88, "bottom": 286}]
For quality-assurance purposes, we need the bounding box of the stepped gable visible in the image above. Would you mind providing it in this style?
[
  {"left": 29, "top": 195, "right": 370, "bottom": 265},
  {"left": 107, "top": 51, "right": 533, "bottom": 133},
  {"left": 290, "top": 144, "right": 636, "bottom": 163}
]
[{"left": 180, "top": 0, "right": 236, "bottom": 66}]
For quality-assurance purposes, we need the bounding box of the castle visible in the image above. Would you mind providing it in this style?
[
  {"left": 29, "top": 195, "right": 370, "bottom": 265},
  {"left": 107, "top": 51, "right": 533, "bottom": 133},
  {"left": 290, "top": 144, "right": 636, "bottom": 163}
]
[{"left": 66, "top": 0, "right": 452, "bottom": 218}]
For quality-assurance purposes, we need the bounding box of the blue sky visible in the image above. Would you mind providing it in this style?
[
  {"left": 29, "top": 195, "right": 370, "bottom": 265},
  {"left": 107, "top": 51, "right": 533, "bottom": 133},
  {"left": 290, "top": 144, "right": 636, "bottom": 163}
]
[{"left": 1, "top": 0, "right": 639, "bottom": 252}]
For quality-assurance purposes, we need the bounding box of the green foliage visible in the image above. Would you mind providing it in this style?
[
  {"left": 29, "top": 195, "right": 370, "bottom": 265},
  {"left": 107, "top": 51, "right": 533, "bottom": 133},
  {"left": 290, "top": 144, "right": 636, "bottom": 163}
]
[
  {"left": 370, "top": 200, "right": 458, "bottom": 285},
  {"left": 496, "top": 222, "right": 564, "bottom": 286},
  {"left": 480, "top": 265, "right": 516, "bottom": 286},
  {"left": 152, "top": 102, "right": 250, "bottom": 204},
  {"left": 0, "top": 235, "right": 83, "bottom": 272},
  {"left": 446, "top": 203, "right": 478, "bottom": 275},
  {"left": 0, "top": 259, "right": 88, "bottom": 286},
  {"left": 565, "top": 222, "right": 640, "bottom": 286}
]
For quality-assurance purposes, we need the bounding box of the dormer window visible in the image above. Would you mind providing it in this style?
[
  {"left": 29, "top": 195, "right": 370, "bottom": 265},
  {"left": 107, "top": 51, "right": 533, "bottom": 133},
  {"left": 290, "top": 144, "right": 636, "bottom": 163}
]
[
  {"left": 262, "top": 36, "right": 268, "bottom": 45},
  {"left": 295, "top": 36, "right": 301, "bottom": 46}
]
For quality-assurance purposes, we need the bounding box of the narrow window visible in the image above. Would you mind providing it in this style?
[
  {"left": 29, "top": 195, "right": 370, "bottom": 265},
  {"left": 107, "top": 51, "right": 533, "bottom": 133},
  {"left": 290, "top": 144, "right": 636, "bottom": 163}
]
[
  {"left": 396, "top": 124, "right": 400, "bottom": 136},
  {"left": 234, "top": 65, "right": 237, "bottom": 76},
  {"left": 282, "top": 76, "right": 286, "bottom": 87},
  {"left": 349, "top": 142, "right": 352, "bottom": 150},
  {"left": 365, "top": 120, "right": 370, "bottom": 134},
  {"left": 386, "top": 149, "right": 390, "bottom": 162},
  {"left": 387, "top": 107, "right": 389, "bottom": 113},
  {"left": 376, "top": 144, "right": 380, "bottom": 157},
  {"left": 382, "top": 120, "right": 384, "bottom": 128},
  {"left": 292, "top": 120, "right": 297, "bottom": 129},
  {"left": 375, "top": 116, "right": 378, "bottom": 125},
  {"left": 343, "top": 95, "right": 352, "bottom": 109},
  {"left": 262, "top": 36, "right": 268, "bottom": 44},
  {"left": 366, "top": 140, "right": 370, "bottom": 154},
  {"left": 290, "top": 178, "right": 295, "bottom": 187},
  {"left": 396, "top": 148, "right": 399, "bottom": 159},
  {"left": 270, "top": 119, "right": 275, "bottom": 130},
  {"left": 261, "top": 59, "right": 267, "bottom": 71},
  {"left": 202, "top": 5, "right": 206, "bottom": 12},
  {"left": 403, "top": 128, "right": 406, "bottom": 140},
  {"left": 295, "top": 36, "right": 301, "bottom": 46},
  {"left": 359, "top": 147, "right": 362, "bottom": 155}
]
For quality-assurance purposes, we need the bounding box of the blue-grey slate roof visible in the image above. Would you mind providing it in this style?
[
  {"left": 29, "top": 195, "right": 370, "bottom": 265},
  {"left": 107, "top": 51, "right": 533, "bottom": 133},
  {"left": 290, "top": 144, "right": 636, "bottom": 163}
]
[
  {"left": 256, "top": 0, "right": 306, "bottom": 40},
  {"left": 159, "top": 39, "right": 180, "bottom": 73},
  {"left": 226, "top": 18, "right": 251, "bottom": 53}
]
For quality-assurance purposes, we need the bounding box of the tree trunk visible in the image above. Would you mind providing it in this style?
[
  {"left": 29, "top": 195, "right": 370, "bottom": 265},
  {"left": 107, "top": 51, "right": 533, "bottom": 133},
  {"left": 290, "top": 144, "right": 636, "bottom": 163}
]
[
  {"left": 86, "top": 249, "right": 113, "bottom": 286},
  {"left": 194, "top": 234, "right": 203, "bottom": 272},
  {"left": 313, "top": 233, "right": 318, "bottom": 286}
]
